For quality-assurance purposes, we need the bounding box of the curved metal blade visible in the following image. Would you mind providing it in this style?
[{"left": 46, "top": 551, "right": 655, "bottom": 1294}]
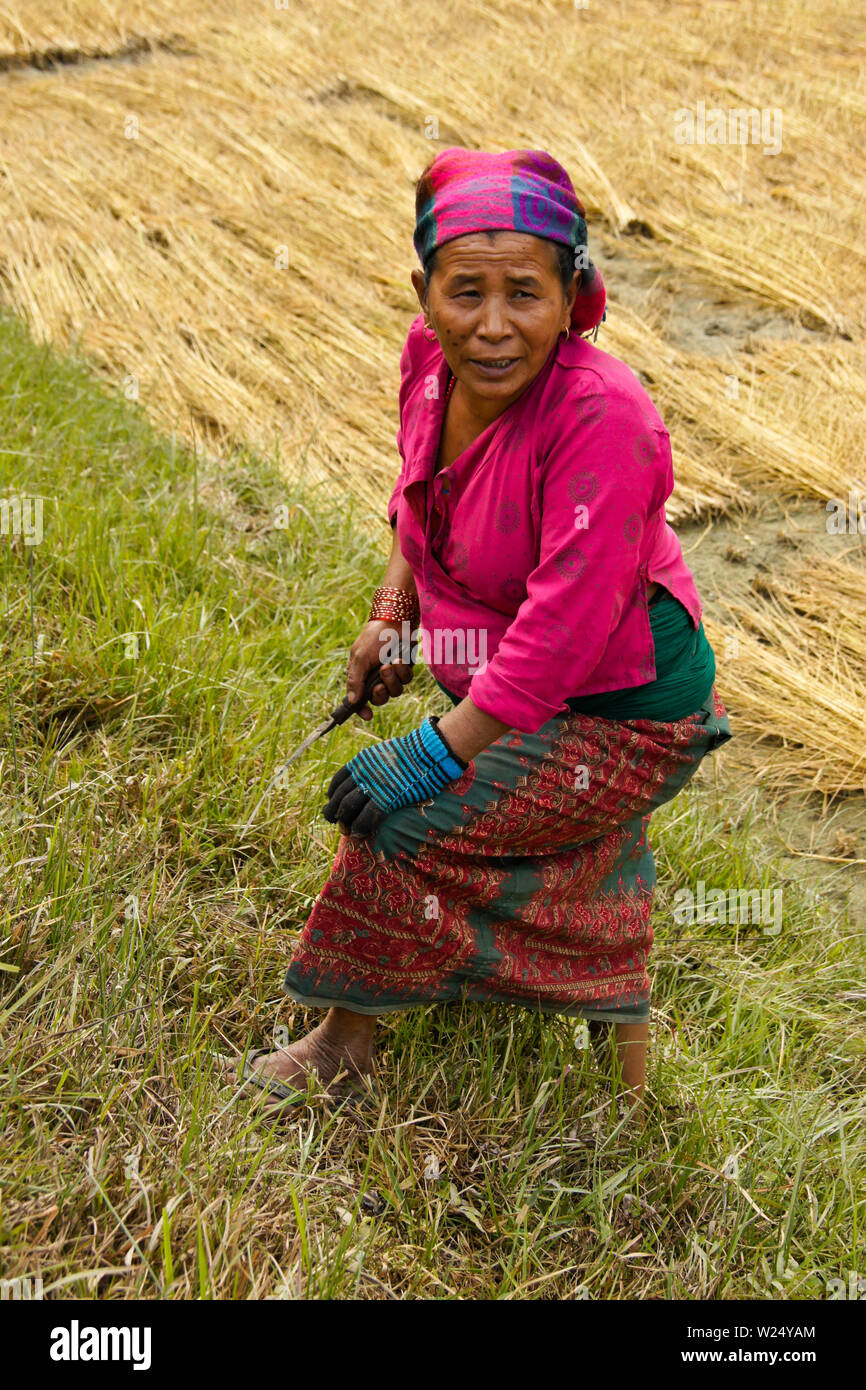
[{"left": 240, "top": 715, "right": 335, "bottom": 837}]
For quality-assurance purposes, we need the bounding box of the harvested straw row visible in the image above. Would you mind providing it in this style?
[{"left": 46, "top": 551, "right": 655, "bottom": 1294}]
[
  {"left": 2, "top": 0, "right": 863, "bottom": 314},
  {"left": 0, "top": 1, "right": 196, "bottom": 59},
  {"left": 599, "top": 307, "right": 865, "bottom": 512},
  {"left": 747, "top": 551, "right": 866, "bottom": 682},
  {"left": 704, "top": 548, "right": 866, "bottom": 796},
  {"left": 0, "top": 9, "right": 861, "bottom": 520}
]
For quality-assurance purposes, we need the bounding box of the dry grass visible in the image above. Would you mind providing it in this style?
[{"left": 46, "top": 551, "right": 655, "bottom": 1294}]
[
  {"left": 0, "top": 0, "right": 863, "bottom": 508},
  {"left": 0, "top": 0, "right": 864, "bottom": 790},
  {"left": 705, "top": 548, "right": 866, "bottom": 796}
]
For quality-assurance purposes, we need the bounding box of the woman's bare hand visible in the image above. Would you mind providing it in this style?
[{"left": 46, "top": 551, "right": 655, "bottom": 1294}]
[{"left": 346, "top": 619, "right": 414, "bottom": 721}]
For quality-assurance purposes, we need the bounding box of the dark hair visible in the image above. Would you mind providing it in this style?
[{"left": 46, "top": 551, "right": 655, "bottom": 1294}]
[{"left": 422, "top": 237, "right": 585, "bottom": 294}]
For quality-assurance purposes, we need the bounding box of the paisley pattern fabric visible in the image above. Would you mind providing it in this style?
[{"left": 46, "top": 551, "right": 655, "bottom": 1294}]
[{"left": 282, "top": 688, "right": 732, "bottom": 1022}]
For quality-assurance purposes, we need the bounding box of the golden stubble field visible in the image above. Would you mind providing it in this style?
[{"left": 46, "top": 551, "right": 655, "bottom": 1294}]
[{"left": 1, "top": 0, "right": 864, "bottom": 806}]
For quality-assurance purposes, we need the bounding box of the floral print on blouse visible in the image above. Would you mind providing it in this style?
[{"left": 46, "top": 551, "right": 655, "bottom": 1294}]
[{"left": 388, "top": 314, "right": 704, "bottom": 733}]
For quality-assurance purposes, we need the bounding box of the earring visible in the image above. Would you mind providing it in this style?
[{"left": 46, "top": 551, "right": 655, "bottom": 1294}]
[
  {"left": 559, "top": 325, "right": 571, "bottom": 342},
  {"left": 423, "top": 322, "right": 437, "bottom": 341}
]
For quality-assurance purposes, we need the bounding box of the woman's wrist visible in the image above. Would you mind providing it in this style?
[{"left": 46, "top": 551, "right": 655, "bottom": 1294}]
[
  {"left": 428, "top": 716, "right": 468, "bottom": 771},
  {"left": 369, "top": 584, "right": 420, "bottom": 626},
  {"left": 437, "top": 698, "right": 511, "bottom": 764}
]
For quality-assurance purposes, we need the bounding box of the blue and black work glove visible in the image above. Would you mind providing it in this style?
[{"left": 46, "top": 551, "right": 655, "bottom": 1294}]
[{"left": 323, "top": 716, "right": 468, "bottom": 837}]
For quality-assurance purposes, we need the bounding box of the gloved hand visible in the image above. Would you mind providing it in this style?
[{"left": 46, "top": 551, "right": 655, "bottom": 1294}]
[{"left": 323, "top": 716, "right": 468, "bottom": 837}]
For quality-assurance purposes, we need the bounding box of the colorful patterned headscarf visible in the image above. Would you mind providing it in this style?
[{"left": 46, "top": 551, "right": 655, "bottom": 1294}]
[{"left": 413, "top": 147, "right": 606, "bottom": 335}]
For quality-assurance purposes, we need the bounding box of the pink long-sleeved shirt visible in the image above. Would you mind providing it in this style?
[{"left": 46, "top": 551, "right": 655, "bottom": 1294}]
[{"left": 387, "top": 314, "right": 704, "bottom": 733}]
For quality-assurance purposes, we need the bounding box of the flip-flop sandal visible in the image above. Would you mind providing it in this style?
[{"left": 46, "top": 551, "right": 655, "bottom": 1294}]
[
  {"left": 220, "top": 1046, "right": 381, "bottom": 1114},
  {"left": 232, "top": 1048, "right": 310, "bottom": 1110}
]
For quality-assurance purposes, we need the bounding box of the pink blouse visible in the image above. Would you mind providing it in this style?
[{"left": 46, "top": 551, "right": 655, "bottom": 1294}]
[{"left": 388, "top": 314, "right": 704, "bottom": 733}]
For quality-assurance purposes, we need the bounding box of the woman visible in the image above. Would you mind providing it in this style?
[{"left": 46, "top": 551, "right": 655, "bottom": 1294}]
[{"left": 238, "top": 147, "right": 731, "bottom": 1112}]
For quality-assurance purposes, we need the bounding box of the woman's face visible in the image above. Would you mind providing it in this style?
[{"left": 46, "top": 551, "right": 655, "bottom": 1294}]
[{"left": 412, "top": 230, "right": 578, "bottom": 412}]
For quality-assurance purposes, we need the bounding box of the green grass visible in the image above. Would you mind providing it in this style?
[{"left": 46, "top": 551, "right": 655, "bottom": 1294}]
[{"left": 0, "top": 310, "right": 863, "bottom": 1300}]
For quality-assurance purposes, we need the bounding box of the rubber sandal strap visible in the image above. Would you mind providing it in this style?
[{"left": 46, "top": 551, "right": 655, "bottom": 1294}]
[{"left": 238, "top": 1048, "right": 306, "bottom": 1103}]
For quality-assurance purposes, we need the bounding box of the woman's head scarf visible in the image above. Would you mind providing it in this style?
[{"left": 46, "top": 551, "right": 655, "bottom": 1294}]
[{"left": 414, "top": 147, "right": 606, "bottom": 336}]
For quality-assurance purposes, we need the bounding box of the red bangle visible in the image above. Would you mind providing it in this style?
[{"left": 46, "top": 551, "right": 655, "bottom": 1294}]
[{"left": 369, "top": 585, "right": 420, "bottom": 625}]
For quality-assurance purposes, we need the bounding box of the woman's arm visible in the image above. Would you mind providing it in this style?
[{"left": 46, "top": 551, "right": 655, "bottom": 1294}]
[
  {"left": 324, "top": 524, "right": 511, "bottom": 835},
  {"left": 345, "top": 523, "right": 417, "bottom": 720},
  {"left": 381, "top": 519, "right": 417, "bottom": 592},
  {"left": 349, "top": 526, "right": 509, "bottom": 756},
  {"left": 437, "top": 698, "right": 511, "bottom": 764}
]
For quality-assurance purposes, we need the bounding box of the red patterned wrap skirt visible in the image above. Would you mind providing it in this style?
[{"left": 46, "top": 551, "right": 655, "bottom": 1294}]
[{"left": 283, "top": 689, "right": 731, "bottom": 1022}]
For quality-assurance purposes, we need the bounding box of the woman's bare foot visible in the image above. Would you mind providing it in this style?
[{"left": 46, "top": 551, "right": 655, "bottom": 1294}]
[{"left": 227, "top": 1007, "right": 377, "bottom": 1108}]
